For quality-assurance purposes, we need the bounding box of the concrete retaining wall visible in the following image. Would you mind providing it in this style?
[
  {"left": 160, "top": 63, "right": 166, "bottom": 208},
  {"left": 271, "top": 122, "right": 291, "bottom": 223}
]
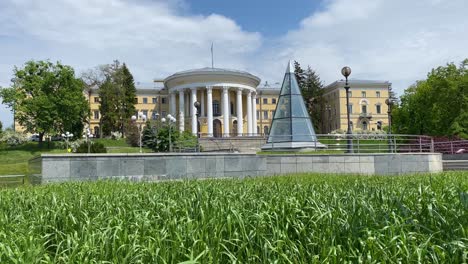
[{"left": 29, "top": 153, "right": 443, "bottom": 184}]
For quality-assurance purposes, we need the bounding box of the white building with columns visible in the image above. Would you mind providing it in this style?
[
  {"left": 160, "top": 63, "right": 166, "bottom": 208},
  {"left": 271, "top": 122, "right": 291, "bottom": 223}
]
[{"left": 164, "top": 67, "right": 262, "bottom": 137}]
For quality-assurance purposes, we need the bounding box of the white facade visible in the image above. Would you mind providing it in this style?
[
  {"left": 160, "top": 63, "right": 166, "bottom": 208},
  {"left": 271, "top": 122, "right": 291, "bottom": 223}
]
[{"left": 163, "top": 68, "right": 261, "bottom": 137}]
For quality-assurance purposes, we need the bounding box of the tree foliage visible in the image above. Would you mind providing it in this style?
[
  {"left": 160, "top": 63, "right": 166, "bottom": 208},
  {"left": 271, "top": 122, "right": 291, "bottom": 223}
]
[
  {"left": 84, "top": 61, "right": 137, "bottom": 137},
  {"left": 0, "top": 130, "right": 29, "bottom": 146},
  {"left": 125, "top": 121, "right": 140, "bottom": 147},
  {"left": 294, "top": 61, "right": 324, "bottom": 133},
  {"left": 142, "top": 121, "right": 159, "bottom": 151},
  {"left": 392, "top": 59, "right": 468, "bottom": 138},
  {"left": 75, "top": 141, "right": 107, "bottom": 153},
  {"left": 0, "top": 60, "right": 89, "bottom": 142}
]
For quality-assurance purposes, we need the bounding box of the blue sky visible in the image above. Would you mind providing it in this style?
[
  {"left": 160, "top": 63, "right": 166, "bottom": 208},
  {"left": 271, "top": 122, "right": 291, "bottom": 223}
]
[
  {"left": 1, "top": 0, "right": 467, "bottom": 128},
  {"left": 186, "top": 0, "right": 320, "bottom": 37}
]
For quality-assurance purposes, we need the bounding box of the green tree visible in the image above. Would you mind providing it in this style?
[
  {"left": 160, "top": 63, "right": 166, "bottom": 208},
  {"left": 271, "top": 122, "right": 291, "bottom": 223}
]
[
  {"left": 0, "top": 60, "right": 89, "bottom": 142},
  {"left": 0, "top": 120, "right": 3, "bottom": 134},
  {"left": 95, "top": 61, "right": 137, "bottom": 137},
  {"left": 294, "top": 61, "right": 324, "bottom": 133},
  {"left": 142, "top": 121, "right": 159, "bottom": 151},
  {"left": 156, "top": 126, "right": 179, "bottom": 152},
  {"left": 393, "top": 59, "right": 468, "bottom": 138}
]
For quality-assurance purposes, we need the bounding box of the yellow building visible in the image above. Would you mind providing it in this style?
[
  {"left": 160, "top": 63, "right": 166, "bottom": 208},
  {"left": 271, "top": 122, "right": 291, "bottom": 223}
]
[
  {"left": 87, "top": 83, "right": 170, "bottom": 137},
  {"left": 88, "top": 68, "right": 280, "bottom": 137},
  {"left": 32, "top": 69, "right": 390, "bottom": 138},
  {"left": 322, "top": 80, "right": 391, "bottom": 133}
]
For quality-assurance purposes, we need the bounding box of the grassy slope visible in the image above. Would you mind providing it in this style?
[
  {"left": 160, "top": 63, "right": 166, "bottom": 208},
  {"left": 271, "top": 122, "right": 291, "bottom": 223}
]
[
  {"left": 0, "top": 143, "right": 65, "bottom": 175},
  {"left": 0, "top": 139, "right": 147, "bottom": 176},
  {"left": 0, "top": 172, "right": 467, "bottom": 262}
]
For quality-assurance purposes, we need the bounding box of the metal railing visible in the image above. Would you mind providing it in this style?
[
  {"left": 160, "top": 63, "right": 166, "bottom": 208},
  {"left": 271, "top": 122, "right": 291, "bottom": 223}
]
[
  {"left": 432, "top": 140, "right": 468, "bottom": 154},
  {"left": 263, "top": 134, "right": 434, "bottom": 153},
  {"left": 194, "top": 133, "right": 437, "bottom": 153}
]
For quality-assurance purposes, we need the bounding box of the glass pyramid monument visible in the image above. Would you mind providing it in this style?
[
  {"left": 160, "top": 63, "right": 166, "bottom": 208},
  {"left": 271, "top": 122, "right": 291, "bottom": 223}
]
[{"left": 262, "top": 61, "right": 326, "bottom": 150}]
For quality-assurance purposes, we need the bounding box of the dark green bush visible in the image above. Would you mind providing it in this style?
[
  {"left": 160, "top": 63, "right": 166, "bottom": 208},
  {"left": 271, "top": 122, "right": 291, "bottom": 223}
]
[{"left": 75, "top": 142, "right": 107, "bottom": 153}]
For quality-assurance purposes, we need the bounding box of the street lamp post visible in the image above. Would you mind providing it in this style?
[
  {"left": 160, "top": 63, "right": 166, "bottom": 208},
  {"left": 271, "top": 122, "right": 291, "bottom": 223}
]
[
  {"left": 385, "top": 98, "right": 394, "bottom": 153},
  {"left": 131, "top": 112, "right": 147, "bottom": 153},
  {"left": 162, "top": 114, "right": 176, "bottom": 152},
  {"left": 194, "top": 101, "right": 201, "bottom": 152},
  {"left": 341, "top": 66, "right": 353, "bottom": 153},
  {"left": 85, "top": 127, "right": 91, "bottom": 153},
  {"left": 61, "top": 131, "right": 74, "bottom": 152}
]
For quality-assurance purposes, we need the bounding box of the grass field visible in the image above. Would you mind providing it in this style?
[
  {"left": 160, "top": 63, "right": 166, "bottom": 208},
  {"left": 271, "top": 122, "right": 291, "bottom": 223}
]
[
  {"left": 0, "top": 142, "right": 66, "bottom": 175},
  {"left": 0, "top": 172, "right": 467, "bottom": 263},
  {"left": 0, "top": 140, "right": 147, "bottom": 176}
]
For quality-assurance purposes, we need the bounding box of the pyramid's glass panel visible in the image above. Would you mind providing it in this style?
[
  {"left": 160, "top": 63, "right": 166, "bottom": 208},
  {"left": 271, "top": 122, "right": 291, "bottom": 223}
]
[
  {"left": 267, "top": 118, "right": 291, "bottom": 143},
  {"left": 266, "top": 61, "right": 320, "bottom": 145},
  {"left": 290, "top": 74, "right": 302, "bottom": 95},
  {"left": 279, "top": 74, "right": 291, "bottom": 96},
  {"left": 273, "top": 96, "right": 291, "bottom": 119},
  {"left": 291, "top": 95, "right": 309, "bottom": 118},
  {"left": 292, "top": 118, "right": 317, "bottom": 142}
]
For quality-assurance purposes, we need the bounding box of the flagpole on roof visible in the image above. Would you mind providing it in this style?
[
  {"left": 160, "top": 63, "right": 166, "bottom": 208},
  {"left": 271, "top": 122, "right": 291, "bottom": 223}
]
[{"left": 211, "top": 42, "right": 214, "bottom": 68}]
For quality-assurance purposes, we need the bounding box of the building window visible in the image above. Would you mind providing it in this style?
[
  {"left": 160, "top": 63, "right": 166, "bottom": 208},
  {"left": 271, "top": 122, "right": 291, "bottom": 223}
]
[
  {"left": 213, "top": 100, "right": 220, "bottom": 116},
  {"left": 376, "top": 104, "right": 381, "bottom": 114},
  {"left": 143, "top": 97, "right": 148, "bottom": 104},
  {"left": 256, "top": 110, "right": 259, "bottom": 120},
  {"left": 94, "top": 97, "right": 100, "bottom": 103},
  {"left": 376, "top": 91, "right": 381, "bottom": 98},
  {"left": 134, "top": 98, "right": 138, "bottom": 104},
  {"left": 348, "top": 104, "right": 353, "bottom": 114},
  {"left": 362, "top": 105, "right": 367, "bottom": 113},
  {"left": 256, "top": 98, "right": 259, "bottom": 104},
  {"left": 161, "top": 98, "right": 167, "bottom": 104},
  {"left": 263, "top": 98, "right": 268, "bottom": 104},
  {"left": 142, "top": 110, "right": 148, "bottom": 118},
  {"left": 362, "top": 121, "right": 368, "bottom": 130},
  {"left": 152, "top": 97, "right": 157, "bottom": 104},
  {"left": 270, "top": 110, "right": 274, "bottom": 119},
  {"left": 263, "top": 110, "right": 268, "bottom": 120},
  {"left": 361, "top": 91, "right": 366, "bottom": 98},
  {"left": 93, "top": 110, "right": 99, "bottom": 120},
  {"left": 94, "top": 126, "right": 100, "bottom": 137},
  {"left": 272, "top": 98, "right": 277, "bottom": 104},
  {"left": 347, "top": 91, "right": 352, "bottom": 98},
  {"left": 264, "top": 126, "right": 269, "bottom": 135}
]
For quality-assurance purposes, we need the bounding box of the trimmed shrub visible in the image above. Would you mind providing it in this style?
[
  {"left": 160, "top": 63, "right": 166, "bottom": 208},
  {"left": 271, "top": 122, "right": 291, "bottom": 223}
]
[{"left": 75, "top": 141, "right": 107, "bottom": 153}]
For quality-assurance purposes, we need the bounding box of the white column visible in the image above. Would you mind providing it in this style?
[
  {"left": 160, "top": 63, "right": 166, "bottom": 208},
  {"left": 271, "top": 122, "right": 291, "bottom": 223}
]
[
  {"left": 185, "top": 92, "right": 189, "bottom": 117},
  {"left": 252, "top": 92, "right": 257, "bottom": 135},
  {"left": 200, "top": 89, "right": 205, "bottom": 117},
  {"left": 207, "top": 86, "right": 213, "bottom": 137},
  {"left": 191, "top": 88, "right": 197, "bottom": 136},
  {"left": 170, "top": 92, "right": 176, "bottom": 116},
  {"left": 246, "top": 90, "right": 252, "bottom": 136},
  {"left": 236, "top": 88, "right": 243, "bottom": 136},
  {"left": 222, "top": 86, "right": 229, "bottom": 137},
  {"left": 178, "top": 89, "right": 185, "bottom": 131}
]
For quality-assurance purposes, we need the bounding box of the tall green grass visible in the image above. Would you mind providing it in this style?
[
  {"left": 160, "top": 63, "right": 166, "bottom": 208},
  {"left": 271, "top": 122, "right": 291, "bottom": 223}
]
[{"left": 0, "top": 172, "right": 467, "bottom": 263}]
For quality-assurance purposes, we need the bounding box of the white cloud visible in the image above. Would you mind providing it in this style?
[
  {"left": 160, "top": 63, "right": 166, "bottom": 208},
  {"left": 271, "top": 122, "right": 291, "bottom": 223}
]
[
  {"left": 257, "top": 0, "right": 468, "bottom": 93},
  {"left": 1, "top": 0, "right": 467, "bottom": 128},
  {"left": 0, "top": 0, "right": 262, "bottom": 127}
]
